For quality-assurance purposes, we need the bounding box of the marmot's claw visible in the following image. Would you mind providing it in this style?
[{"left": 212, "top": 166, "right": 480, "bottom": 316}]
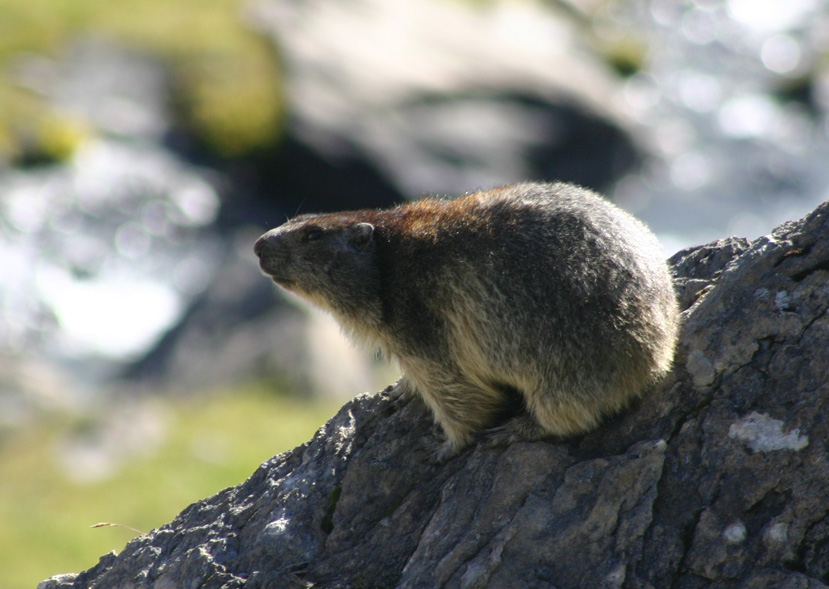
[
  {"left": 384, "top": 379, "right": 415, "bottom": 405},
  {"left": 429, "top": 441, "right": 458, "bottom": 465},
  {"left": 484, "top": 415, "right": 547, "bottom": 447},
  {"left": 482, "top": 425, "right": 517, "bottom": 448}
]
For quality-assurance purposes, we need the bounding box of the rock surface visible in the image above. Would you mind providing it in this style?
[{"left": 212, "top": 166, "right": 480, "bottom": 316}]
[{"left": 42, "top": 202, "right": 829, "bottom": 588}]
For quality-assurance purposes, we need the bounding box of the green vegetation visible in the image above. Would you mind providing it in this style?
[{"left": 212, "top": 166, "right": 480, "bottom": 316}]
[
  {"left": 0, "top": 0, "right": 284, "bottom": 162},
  {"left": 0, "top": 384, "right": 341, "bottom": 589}
]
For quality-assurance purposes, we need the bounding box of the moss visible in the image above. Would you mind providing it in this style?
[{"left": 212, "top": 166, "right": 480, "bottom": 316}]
[
  {"left": 35, "top": 113, "right": 91, "bottom": 163},
  {"left": 599, "top": 37, "right": 647, "bottom": 78},
  {"left": 0, "top": 0, "right": 285, "bottom": 163},
  {"left": 171, "top": 35, "right": 285, "bottom": 156},
  {"left": 320, "top": 485, "right": 343, "bottom": 534}
]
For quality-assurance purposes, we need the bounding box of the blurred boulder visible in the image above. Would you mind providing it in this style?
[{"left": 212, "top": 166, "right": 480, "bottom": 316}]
[
  {"left": 40, "top": 200, "right": 829, "bottom": 588},
  {"left": 246, "top": 0, "right": 638, "bottom": 202}
]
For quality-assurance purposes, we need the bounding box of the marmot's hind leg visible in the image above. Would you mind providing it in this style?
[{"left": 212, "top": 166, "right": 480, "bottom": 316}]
[
  {"left": 429, "top": 398, "right": 493, "bottom": 463},
  {"left": 485, "top": 388, "right": 605, "bottom": 447},
  {"left": 421, "top": 382, "right": 506, "bottom": 462},
  {"left": 484, "top": 414, "right": 548, "bottom": 447}
]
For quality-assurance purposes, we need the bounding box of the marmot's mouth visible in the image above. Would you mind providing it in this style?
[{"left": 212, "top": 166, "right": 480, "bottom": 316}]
[
  {"left": 269, "top": 275, "right": 295, "bottom": 288},
  {"left": 258, "top": 265, "right": 293, "bottom": 287}
]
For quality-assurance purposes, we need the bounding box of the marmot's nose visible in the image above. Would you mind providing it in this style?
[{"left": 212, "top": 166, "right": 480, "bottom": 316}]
[{"left": 253, "top": 234, "right": 268, "bottom": 258}]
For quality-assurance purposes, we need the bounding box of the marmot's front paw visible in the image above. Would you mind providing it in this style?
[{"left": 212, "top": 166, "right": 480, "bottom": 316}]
[{"left": 383, "top": 379, "right": 415, "bottom": 405}]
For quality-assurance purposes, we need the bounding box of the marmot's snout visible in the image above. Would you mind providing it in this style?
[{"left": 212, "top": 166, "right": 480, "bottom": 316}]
[
  {"left": 253, "top": 231, "right": 274, "bottom": 261},
  {"left": 254, "top": 231, "right": 284, "bottom": 278},
  {"left": 253, "top": 234, "right": 267, "bottom": 259}
]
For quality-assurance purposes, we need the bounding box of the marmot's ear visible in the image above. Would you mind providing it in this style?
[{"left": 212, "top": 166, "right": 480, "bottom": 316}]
[{"left": 348, "top": 222, "right": 375, "bottom": 250}]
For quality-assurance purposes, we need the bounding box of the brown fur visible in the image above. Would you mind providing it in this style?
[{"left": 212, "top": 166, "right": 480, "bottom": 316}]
[{"left": 255, "top": 182, "right": 680, "bottom": 461}]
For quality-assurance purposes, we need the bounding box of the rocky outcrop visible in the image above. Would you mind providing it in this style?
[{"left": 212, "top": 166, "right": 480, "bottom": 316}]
[{"left": 42, "top": 201, "right": 829, "bottom": 588}]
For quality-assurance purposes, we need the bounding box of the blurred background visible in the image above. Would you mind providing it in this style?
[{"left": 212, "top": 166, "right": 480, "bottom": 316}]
[{"left": 1, "top": 0, "right": 827, "bottom": 586}]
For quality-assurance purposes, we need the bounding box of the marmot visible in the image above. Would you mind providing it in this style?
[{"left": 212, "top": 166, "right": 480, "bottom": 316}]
[{"left": 254, "top": 182, "right": 679, "bottom": 461}]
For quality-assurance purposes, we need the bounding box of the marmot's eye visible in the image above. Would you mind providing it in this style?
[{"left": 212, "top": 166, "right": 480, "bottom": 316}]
[{"left": 305, "top": 227, "right": 323, "bottom": 241}]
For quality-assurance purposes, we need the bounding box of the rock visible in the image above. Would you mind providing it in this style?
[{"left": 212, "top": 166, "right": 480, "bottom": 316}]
[
  {"left": 42, "top": 201, "right": 829, "bottom": 587},
  {"left": 248, "top": 0, "right": 639, "bottom": 198}
]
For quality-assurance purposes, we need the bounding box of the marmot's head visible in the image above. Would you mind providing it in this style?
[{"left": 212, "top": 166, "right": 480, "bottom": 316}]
[{"left": 255, "top": 214, "right": 382, "bottom": 324}]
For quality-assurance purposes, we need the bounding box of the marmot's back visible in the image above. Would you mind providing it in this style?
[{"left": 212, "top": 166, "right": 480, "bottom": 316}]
[{"left": 255, "top": 182, "right": 680, "bottom": 461}]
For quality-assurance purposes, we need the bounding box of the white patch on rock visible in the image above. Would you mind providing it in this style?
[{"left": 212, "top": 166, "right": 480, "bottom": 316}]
[
  {"left": 764, "top": 522, "right": 789, "bottom": 544},
  {"left": 774, "top": 290, "right": 792, "bottom": 312},
  {"left": 724, "top": 521, "right": 747, "bottom": 544},
  {"left": 728, "top": 412, "right": 809, "bottom": 452},
  {"left": 334, "top": 409, "right": 358, "bottom": 455},
  {"left": 686, "top": 349, "right": 716, "bottom": 387},
  {"left": 263, "top": 515, "right": 291, "bottom": 535},
  {"left": 603, "top": 562, "right": 626, "bottom": 588}
]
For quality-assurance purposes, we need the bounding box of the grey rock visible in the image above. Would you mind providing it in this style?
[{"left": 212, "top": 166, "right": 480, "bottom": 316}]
[
  {"left": 43, "top": 201, "right": 829, "bottom": 587},
  {"left": 249, "top": 0, "right": 639, "bottom": 197}
]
